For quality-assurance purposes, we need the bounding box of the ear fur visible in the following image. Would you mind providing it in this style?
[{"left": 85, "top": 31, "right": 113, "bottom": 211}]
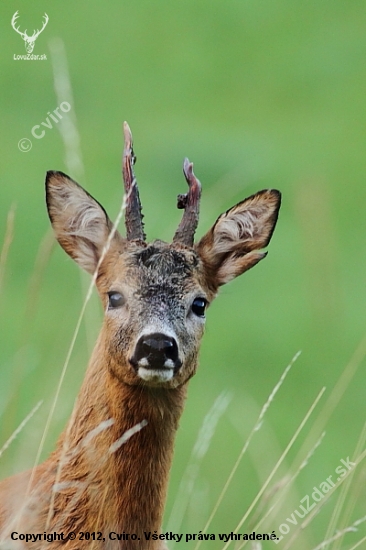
[
  {"left": 46, "top": 171, "right": 122, "bottom": 274},
  {"left": 196, "top": 189, "right": 281, "bottom": 287}
]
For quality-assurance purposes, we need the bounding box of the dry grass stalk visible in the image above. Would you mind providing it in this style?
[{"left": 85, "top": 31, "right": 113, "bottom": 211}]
[
  {"left": 0, "top": 206, "right": 16, "bottom": 298},
  {"left": 232, "top": 388, "right": 326, "bottom": 550},
  {"left": 194, "top": 352, "right": 301, "bottom": 550}
]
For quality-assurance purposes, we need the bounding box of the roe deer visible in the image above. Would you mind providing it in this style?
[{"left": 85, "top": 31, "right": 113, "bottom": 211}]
[{"left": 0, "top": 123, "right": 281, "bottom": 549}]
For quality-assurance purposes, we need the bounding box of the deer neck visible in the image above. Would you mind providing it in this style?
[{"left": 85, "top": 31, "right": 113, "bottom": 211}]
[{"left": 53, "top": 338, "right": 188, "bottom": 543}]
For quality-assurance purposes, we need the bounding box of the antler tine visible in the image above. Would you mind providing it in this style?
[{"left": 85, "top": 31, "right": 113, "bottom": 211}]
[
  {"left": 11, "top": 11, "right": 19, "bottom": 26},
  {"left": 122, "top": 121, "right": 146, "bottom": 242},
  {"left": 173, "top": 158, "right": 202, "bottom": 247},
  {"left": 11, "top": 11, "right": 25, "bottom": 37},
  {"left": 33, "top": 13, "right": 49, "bottom": 38}
]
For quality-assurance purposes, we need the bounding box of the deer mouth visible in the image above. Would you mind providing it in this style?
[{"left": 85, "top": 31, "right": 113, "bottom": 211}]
[
  {"left": 137, "top": 365, "right": 175, "bottom": 383},
  {"left": 131, "top": 355, "right": 183, "bottom": 383}
]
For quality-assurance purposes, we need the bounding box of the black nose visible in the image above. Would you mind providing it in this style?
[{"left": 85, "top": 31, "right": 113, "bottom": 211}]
[{"left": 132, "top": 332, "right": 180, "bottom": 370}]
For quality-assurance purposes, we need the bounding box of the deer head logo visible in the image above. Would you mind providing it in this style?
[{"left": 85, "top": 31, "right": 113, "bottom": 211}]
[{"left": 11, "top": 11, "right": 49, "bottom": 53}]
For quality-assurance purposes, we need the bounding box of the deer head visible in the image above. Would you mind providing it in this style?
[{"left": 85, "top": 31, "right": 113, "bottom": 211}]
[
  {"left": 46, "top": 123, "right": 281, "bottom": 389},
  {"left": 11, "top": 11, "right": 48, "bottom": 53}
]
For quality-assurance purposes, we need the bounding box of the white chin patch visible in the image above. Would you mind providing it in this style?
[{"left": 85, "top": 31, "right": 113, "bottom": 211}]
[{"left": 138, "top": 367, "right": 174, "bottom": 382}]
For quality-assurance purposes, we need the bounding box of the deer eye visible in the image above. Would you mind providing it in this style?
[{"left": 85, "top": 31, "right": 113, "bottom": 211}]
[
  {"left": 191, "top": 297, "right": 207, "bottom": 317},
  {"left": 108, "top": 291, "right": 124, "bottom": 309}
]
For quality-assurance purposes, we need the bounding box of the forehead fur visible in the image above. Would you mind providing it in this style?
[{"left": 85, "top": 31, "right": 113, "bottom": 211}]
[
  {"left": 132, "top": 240, "right": 199, "bottom": 277},
  {"left": 128, "top": 241, "right": 202, "bottom": 307},
  {"left": 97, "top": 239, "right": 204, "bottom": 294}
]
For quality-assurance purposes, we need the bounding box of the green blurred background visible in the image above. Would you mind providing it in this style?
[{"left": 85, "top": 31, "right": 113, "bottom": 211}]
[{"left": 1, "top": 1, "right": 366, "bottom": 547}]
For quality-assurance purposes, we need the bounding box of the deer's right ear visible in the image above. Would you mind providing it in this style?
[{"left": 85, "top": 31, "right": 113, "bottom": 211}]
[
  {"left": 196, "top": 189, "right": 281, "bottom": 288},
  {"left": 46, "top": 171, "right": 121, "bottom": 274}
]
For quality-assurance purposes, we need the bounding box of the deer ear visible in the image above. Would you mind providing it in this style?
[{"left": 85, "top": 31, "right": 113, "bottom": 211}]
[
  {"left": 46, "top": 171, "right": 122, "bottom": 274},
  {"left": 196, "top": 189, "right": 281, "bottom": 287}
]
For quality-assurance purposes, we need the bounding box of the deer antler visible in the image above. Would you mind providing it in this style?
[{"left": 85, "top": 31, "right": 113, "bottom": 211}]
[
  {"left": 173, "top": 158, "right": 202, "bottom": 246},
  {"left": 32, "top": 13, "right": 49, "bottom": 39},
  {"left": 11, "top": 11, "right": 26, "bottom": 38},
  {"left": 122, "top": 122, "right": 146, "bottom": 242}
]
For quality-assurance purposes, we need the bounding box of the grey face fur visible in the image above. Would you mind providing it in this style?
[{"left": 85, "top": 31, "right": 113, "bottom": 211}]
[{"left": 98, "top": 240, "right": 209, "bottom": 388}]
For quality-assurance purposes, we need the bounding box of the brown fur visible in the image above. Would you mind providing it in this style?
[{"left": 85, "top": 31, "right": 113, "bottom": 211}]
[{"left": 0, "top": 170, "right": 280, "bottom": 549}]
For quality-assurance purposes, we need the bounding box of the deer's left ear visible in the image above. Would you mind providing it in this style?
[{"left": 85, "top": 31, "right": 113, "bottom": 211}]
[{"left": 196, "top": 189, "right": 281, "bottom": 287}]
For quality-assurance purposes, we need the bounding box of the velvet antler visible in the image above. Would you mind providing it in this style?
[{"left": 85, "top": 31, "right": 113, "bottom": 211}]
[
  {"left": 122, "top": 122, "right": 146, "bottom": 241},
  {"left": 173, "top": 158, "right": 202, "bottom": 246}
]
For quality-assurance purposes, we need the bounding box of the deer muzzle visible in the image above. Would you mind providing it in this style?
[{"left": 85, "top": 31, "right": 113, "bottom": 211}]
[{"left": 131, "top": 332, "right": 182, "bottom": 382}]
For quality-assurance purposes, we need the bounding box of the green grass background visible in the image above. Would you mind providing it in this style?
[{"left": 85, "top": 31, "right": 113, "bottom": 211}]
[{"left": 1, "top": 1, "right": 366, "bottom": 547}]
